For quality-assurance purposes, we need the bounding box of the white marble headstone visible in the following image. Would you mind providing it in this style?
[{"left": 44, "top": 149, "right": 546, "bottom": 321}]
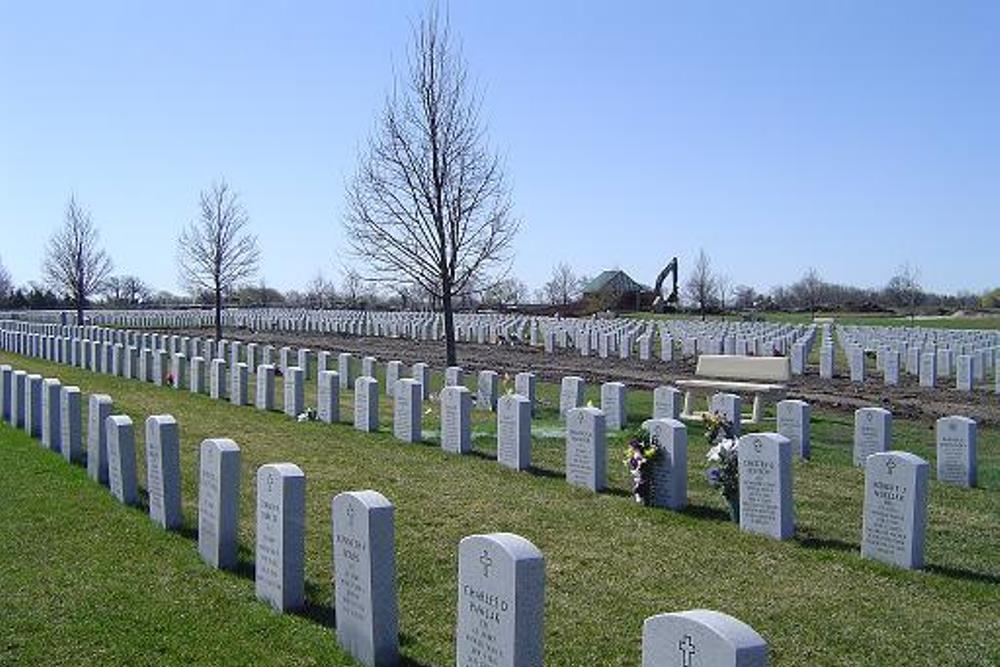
[
  {"left": 255, "top": 462, "right": 306, "bottom": 612},
  {"left": 861, "top": 451, "right": 928, "bottom": 570},
  {"left": 738, "top": 433, "right": 794, "bottom": 540},
  {"left": 456, "top": 533, "right": 545, "bottom": 667},
  {"left": 332, "top": 490, "right": 399, "bottom": 667},
  {"left": 642, "top": 608, "right": 768, "bottom": 667}
]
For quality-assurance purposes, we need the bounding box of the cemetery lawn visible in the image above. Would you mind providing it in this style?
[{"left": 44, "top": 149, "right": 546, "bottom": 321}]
[{"left": 1, "top": 351, "right": 999, "bottom": 666}]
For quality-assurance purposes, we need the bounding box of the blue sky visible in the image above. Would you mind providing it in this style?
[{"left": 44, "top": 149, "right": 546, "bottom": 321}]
[{"left": 1, "top": 1, "right": 997, "bottom": 296}]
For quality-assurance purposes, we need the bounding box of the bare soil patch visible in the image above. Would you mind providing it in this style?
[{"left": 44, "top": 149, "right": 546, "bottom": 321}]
[{"left": 165, "top": 327, "right": 1000, "bottom": 426}]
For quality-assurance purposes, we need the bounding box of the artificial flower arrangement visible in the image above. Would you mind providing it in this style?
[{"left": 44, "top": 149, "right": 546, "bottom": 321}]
[
  {"left": 622, "top": 427, "right": 660, "bottom": 506},
  {"left": 703, "top": 411, "right": 740, "bottom": 520}
]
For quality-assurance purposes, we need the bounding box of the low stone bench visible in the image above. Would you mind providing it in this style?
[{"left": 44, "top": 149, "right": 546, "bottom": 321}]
[{"left": 675, "top": 355, "right": 790, "bottom": 424}]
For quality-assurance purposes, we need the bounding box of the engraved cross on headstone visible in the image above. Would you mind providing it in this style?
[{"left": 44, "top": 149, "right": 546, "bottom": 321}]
[
  {"left": 346, "top": 504, "right": 356, "bottom": 529},
  {"left": 886, "top": 458, "right": 897, "bottom": 476},
  {"left": 479, "top": 549, "right": 493, "bottom": 578},
  {"left": 678, "top": 634, "right": 696, "bottom": 667}
]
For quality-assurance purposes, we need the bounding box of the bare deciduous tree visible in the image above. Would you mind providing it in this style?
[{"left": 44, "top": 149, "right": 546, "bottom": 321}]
[
  {"left": 0, "top": 255, "right": 12, "bottom": 302},
  {"left": 304, "top": 272, "right": 338, "bottom": 309},
  {"left": 885, "top": 263, "right": 923, "bottom": 321},
  {"left": 543, "top": 262, "right": 579, "bottom": 306},
  {"left": 791, "top": 267, "right": 824, "bottom": 316},
  {"left": 42, "top": 196, "right": 113, "bottom": 322},
  {"left": 683, "top": 248, "right": 718, "bottom": 320},
  {"left": 103, "top": 275, "right": 151, "bottom": 306},
  {"left": 177, "top": 180, "right": 260, "bottom": 340},
  {"left": 344, "top": 7, "right": 518, "bottom": 365}
]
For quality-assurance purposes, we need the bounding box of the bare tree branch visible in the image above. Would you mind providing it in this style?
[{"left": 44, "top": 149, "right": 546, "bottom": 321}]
[
  {"left": 177, "top": 179, "right": 260, "bottom": 339},
  {"left": 344, "top": 5, "right": 519, "bottom": 364},
  {"left": 42, "top": 195, "right": 113, "bottom": 322}
]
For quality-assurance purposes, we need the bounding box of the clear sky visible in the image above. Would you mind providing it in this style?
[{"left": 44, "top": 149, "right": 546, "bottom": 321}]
[{"left": 2, "top": 1, "right": 997, "bottom": 297}]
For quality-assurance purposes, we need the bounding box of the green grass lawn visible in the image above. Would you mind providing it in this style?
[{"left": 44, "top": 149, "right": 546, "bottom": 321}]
[{"left": 1, "top": 351, "right": 998, "bottom": 666}]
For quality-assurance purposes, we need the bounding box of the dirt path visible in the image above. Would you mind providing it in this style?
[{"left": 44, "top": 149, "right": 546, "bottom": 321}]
[{"left": 163, "top": 327, "right": 1000, "bottom": 426}]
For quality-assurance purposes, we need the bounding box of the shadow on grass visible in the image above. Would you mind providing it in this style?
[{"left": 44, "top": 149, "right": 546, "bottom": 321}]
[
  {"left": 679, "top": 502, "right": 733, "bottom": 523},
  {"left": 795, "top": 534, "right": 858, "bottom": 554},
  {"left": 925, "top": 564, "right": 1000, "bottom": 586},
  {"left": 295, "top": 580, "right": 336, "bottom": 629}
]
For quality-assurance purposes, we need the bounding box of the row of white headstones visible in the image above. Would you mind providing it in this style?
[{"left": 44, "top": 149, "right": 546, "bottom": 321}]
[
  {"left": 3, "top": 320, "right": 981, "bottom": 562},
  {"left": 0, "top": 365, "right": 779, "bottom": 666},
  {"left": 14, "top": 310, "right": 1000, "bottom": 396}
]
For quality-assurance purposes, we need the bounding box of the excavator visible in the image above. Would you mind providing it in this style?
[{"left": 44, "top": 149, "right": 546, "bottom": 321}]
[{"left": 650, "top": 257, "right": 679, "bottom": 313}]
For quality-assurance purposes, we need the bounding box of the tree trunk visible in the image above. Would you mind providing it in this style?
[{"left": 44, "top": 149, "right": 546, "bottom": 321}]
[
  {"left": 75, "top": 298, "right": 83, "bottom": 325},
  {"left": 214, "top": 287, "right": 223, "bottom": 341},
  {"left": 442, "top": 288, "right": 457, "bottom": 367}
]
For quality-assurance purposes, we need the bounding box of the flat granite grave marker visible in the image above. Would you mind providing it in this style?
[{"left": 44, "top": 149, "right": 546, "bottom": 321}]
[
  {"left": 440, "top": 385, "right": 472, "bottom": 454},
  {"left": 861, "top": 451, "right": 928, "bottom": 570},
  {"left": 565, "top": 406, "right": 606, "bottom": 491},
  {"left": 642, "top": 418, "right": 687, "bottom": 510},
  {"left": 256, "top": 463, "right": 306, "bottom": 612},
  {"left": 332, "top": 490, "right": 399, "bottom": 667},
  {"left": 853, "top": 407, "right": 891, "bottom": 467},
  {"left": 87, "top": 394, "right": 113, "bottom": 484},
  {"left": 776, "top": 399, "right": 810, "bottom": 459},
  {"left": 146, "top": 415, "right": 183, "bottom": 530},
  {"left": 107, "top": 415, "right": 138, "bottom": 506},
  {"left": 497, "top": 393, "right": 531, "bottom": 470},
  {"left": 198, "top": 438, "right": 241, "bottom": 570},
  {"left": 935, "top": 415, "right": 977, "bottom": 487},
  {"left": 456, "top": 533, "right": 545, "bottom": 667},
  {"left": 642, "top": 608, "right": 768, "bottom": 667},
  {"left": 393, "top": 378, "right": 422, "bottom": 443},
  {"left": 738, "top": 433, "right": 794, "bottom": 540}
]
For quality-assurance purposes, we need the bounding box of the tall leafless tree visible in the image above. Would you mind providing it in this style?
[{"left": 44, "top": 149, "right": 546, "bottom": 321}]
[
  {"left": 0, "top": 255, "right": 12, "bottom": 302},
  {"left": 42, "top": 196, "right": 113, "bottom": 322},
  {"left": 683, "top": 248, "right": 718, "bottom": 320},
  {"left": 885, "top": 263, "right": 923, "bottom": 321},
  {"left": 543, "top": 262, "right": 580, "bottom": 306},
  {"left": 344, "top": 6, "right": 518, "bottom": 365},
  {"left": 103, "top": 275, "right": 151, "bottom": 306},
  {"left": 177, "top": 180, "right": 260, "bottom": 340}
]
